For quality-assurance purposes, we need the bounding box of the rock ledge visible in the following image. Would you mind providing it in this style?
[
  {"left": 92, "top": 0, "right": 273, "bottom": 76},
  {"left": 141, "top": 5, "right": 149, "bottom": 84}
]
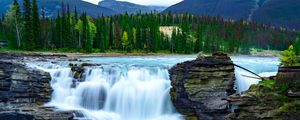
[{"left": 169, "top": 53, "right": 235, "bottom": 120}]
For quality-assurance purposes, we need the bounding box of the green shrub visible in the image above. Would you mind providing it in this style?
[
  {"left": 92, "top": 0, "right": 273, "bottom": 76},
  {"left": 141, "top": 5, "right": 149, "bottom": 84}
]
[
  {"left": 279, "top": 83, "right": 290, "bottom": 95},
  {"left": 279, "top": 45, "right": 299, "bottom": 66},
  {"left": 259, "top": 80, "right": 275, "bottom": 88}
]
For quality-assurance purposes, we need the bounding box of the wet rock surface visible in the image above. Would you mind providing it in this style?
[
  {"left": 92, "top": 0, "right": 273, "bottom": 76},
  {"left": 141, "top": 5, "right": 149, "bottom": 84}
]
[
  {"left": 0, "top": 53, "right": 75, "bottom": 120},
  {"left": 0, "top": 106, "right": 74, "bottom": 120},
  {"left": 169, "top": 53, "right": 235, "bottom": 120},
  {"left": 0, "top": 61, "right": 52, "bottom": 105}
]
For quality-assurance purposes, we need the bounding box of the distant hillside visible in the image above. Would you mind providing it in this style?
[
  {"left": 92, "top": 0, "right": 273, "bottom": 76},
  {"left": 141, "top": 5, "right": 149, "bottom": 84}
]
[
  {"left": 252, "top": 0, "right": 300, "bottom": 30},
  {"left": 163, "top": 0, "right": 300, "bottom": 30},
  {"left": 98, "top": 0, "right": 166, "bottom": 14},
  {"left": 163, "top": 0, "right": 255, "bottom": 20},
  {"left": 0, "top": 0, "right": 116, "bottom": 18}
]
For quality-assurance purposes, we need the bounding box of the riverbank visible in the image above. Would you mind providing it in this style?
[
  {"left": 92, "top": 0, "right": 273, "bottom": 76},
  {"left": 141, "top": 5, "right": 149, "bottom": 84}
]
[
  {"left": 0, "top": 48, "right": 282, "bottom": 58},
  {"left": 0, "top": 49, "right": 194, "bottom": 57}
]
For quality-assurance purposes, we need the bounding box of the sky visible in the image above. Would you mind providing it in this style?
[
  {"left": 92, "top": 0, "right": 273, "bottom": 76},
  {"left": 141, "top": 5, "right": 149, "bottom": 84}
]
[{"left": 83, "top": 0, "right": 183, "bottom": 6}]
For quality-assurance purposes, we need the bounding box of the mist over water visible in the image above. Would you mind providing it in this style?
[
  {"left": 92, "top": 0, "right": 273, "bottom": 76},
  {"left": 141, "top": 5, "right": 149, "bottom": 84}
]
[{"left": 27, "top": 56, "right": 279, "bottom": 119}]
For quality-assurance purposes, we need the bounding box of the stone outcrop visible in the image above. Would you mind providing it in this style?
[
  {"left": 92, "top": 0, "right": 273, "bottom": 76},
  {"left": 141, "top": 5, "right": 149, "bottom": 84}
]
[
  {"left": 0, "top": 57, "right": 74, "bottom": 120},
  {"left": 276, "top": 66, "right": 300, "bottom": 98},
  {"left": 169, "top": 52, "right": 235, "bottom": 120},
  {"left": 227, "top": 66, "right": 300, "bottom": 120},
  {"left": 227, "top": 83, "right": 300, "bottom": 120},
  {"left": 0, "top": 61, "right": 52, "bottom": 105},
  {"left": 0, "top": 107, "right": 74, "bottom": 120},
  {"left": 227, "top": 84, "right": 281, "bottom": 120}
]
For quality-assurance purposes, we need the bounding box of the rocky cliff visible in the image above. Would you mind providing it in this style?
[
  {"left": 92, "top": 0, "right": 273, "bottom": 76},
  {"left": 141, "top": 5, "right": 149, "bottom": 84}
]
[
  {"left": 0, "top": 61, "right": 52, "bottom": 105},
  {"left": 0, "top": 55, "right": 74, "bottom": 120},
  {"left": 169, "top": 53, "right": 235, "bottom": 120}
]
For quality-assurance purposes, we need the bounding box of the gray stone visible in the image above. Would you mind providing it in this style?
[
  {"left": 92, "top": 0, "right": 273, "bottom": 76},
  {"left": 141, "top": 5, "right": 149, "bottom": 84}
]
[{"left": 169, "top": 53, "right": 235, "bottom": 120}]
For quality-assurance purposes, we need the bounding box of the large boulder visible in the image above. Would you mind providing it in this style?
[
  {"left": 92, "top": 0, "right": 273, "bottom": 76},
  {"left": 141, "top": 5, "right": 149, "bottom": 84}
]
[{"left": 169, "top": 53, "right": 235, "bottom": 120}]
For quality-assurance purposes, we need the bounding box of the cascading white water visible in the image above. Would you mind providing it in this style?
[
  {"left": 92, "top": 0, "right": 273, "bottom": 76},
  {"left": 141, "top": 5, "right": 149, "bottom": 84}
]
[
  {"left": 28, "top": 61, "right": 185, "bottom": 120},
  {"left": 26, "top": 56, "right": 280, "bottom": 119}
]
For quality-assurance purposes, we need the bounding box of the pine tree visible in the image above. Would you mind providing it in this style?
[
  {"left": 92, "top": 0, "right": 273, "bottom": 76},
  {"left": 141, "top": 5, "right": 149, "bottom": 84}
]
[
  {"left": 73, "top": 6, "right": 79, "bottom": 48},
  {"left": 65, "top": 3, "right": 72, "bottom": 48},
  {"left": 122, "top": 31, "right": 129, "bottom": 52},
  {"left": 79, "top": 14, "right": 87, "bottom": 49},
  {"left": 132, "top": 27, "right": 137, "bottom": 50},
  {"left": 85, "top": 17, "right": 91, "bottom": 52},
  {"left": 86, "top": 17, "right": 96, "bottom": 53},
  {"left": 170, "top": 28, "right": 177, "bottom": 53},
  {"left": 32, "top": 0, "right": 41, "bottom": 49},
  {"left": 194, "top": 24, "right": 202, "bottom": 53},
  {"left": 4, "top": 0, "right": 22, "bottom": 49},
  {"left": 41, "top": 7, "right": 47, "bottom": 49},
  {"left": 75, "top": 19, "right": 83, "bottom": 48},
  {"left": 76, "top": 14, "right": 96, "bottom": 52},
  {"left": 23, "top": 0, "right": 33, "bottom": 50},
  {"left": 94, "top": 18, "right": 104, "bottom": 52},
  {"left": 55, "top": 12, "right": 62, "bottom": 48},
  {"left": 61, "top": 2, "right": 67, "bottom": 48}
]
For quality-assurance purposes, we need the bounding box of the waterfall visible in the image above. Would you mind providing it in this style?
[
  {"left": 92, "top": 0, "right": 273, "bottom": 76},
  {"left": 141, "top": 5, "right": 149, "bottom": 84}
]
[
  {"left": 29, "top": 62, "right": 183, "bottom": 120},
  {"left": 232, "top": 56, "right": 279, "bottom": 93},
  {"left": 26, "top": 56, "right": 279, "bottom": 119}
]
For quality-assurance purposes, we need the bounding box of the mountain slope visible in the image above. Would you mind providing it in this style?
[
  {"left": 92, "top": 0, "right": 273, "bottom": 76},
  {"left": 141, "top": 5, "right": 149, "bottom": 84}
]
[
  {"left": 98, "top": 0, "right": 166, "bottom": 14},
  {"left": 163, "top": 0, "right": 300, "bottom": 30},
  {"left": 252, "top": 0, "right": 300, "bottom": 29},
  {"left": 0, "top": 0, "right": 116, "bottom": 17},
  {"left": 163, "top": 0, "right": 255, "bottom": 20}
]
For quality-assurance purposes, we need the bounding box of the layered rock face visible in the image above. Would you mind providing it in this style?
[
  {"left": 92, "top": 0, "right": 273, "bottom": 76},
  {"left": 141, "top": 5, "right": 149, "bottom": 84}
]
[
  {"left": 227, "top": 85, "right": 281, "bottom": 120},
  {"left": 0, "top": 55, "right": 74, "bottom": 120},
  {"left": 276, "top": 66, "right": 300, "bottom": 97},
  {"left": 169, "top": 53, "right": 235, "bottom": 120},
  {"left": 0, "top": 61, "right": 52, "bottom": 105},
  {"left": 276, "top": 66, "right": 300, "bottom": 84}
]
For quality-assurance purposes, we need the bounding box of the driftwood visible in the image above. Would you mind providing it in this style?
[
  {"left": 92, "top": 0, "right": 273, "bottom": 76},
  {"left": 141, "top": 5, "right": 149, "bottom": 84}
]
[{"left": 234, "top": 64, "right": 264, "bottom": 80}]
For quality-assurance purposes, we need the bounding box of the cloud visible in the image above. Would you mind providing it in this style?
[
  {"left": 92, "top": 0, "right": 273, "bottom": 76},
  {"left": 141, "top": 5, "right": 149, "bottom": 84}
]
[{"left": 83, "top": 0, "right": 182, "bottom": 6}]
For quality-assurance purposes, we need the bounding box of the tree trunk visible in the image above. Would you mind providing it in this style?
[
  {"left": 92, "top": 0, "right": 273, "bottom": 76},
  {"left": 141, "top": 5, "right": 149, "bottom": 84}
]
[
  {"left": 79, "top": 34, "right": 81, "bottom": 48},
  {"left": 15, "top": 22, "right": 21, "bottom": 48}
]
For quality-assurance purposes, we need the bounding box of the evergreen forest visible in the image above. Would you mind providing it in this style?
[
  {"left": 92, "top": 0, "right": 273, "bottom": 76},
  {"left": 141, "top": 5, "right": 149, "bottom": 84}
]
[{"left": 0, "top": 0, "right": 298, "bottom": 54}]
